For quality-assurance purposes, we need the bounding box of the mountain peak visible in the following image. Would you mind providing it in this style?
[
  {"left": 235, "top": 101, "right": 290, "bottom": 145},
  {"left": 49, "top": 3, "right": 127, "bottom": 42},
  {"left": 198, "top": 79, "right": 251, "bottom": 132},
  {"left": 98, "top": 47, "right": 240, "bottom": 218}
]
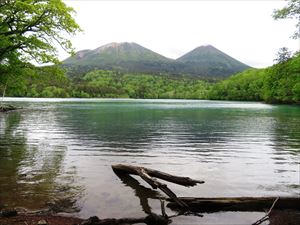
[
  {"left": 176, "top": 45, "right": 249, "bottom": 76},
  {"left": 177, "top": 45, "right": 246, "bottom": 63},
  {"left": 95, "top": 42, "right": 137, "bottom": 51},
  {"left": 199, "top": 44, "right": 214, "bottom": 48},
  {"left": 63, "top": 42, "right": 250, "bottom": 77},
  {"left": 64, "top": 42, "right": 171, "bottom": 69}
]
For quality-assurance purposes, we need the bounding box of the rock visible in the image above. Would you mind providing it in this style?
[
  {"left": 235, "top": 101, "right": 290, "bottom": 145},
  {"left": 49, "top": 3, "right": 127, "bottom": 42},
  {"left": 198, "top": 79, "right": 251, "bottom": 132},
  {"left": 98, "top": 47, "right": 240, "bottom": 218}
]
[
  {"left": 37, "top": 219, "right": 48, "bottom": 225},
  {"left": 0, "top": 209, "right": 17, "bottom": 217}
]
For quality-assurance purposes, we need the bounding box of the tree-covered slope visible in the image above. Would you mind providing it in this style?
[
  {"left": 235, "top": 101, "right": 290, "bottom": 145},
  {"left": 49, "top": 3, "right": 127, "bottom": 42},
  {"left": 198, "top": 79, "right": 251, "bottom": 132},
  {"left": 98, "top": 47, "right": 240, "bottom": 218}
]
[
  {"left": 3, "top": 53, "right": 299, "bottom": 104},
  {"left": 63, "top": 43, "right": 249, "bottom": 78},
  {"left": 63, "top": 42, "right": 176, "bottom": 74},
  {"left": 209, "top": 53, "right": 300, "bottom": 103},
  {"left": 64, "top": 42, "right": 172, "bottom": 65},
  {"left": 176, "top": 45, "right": 250, "bottom": 77}
]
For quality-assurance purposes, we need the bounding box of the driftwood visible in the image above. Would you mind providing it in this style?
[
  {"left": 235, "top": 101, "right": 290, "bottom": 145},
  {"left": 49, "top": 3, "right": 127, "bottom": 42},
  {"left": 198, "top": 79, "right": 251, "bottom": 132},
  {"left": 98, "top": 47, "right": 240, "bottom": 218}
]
[
  {"left": 112, "top": 164, "right": 204, "bottom": 209},
  {"left": 81, "top": 216, "right": 145, "bottom": 225},
  {"left": 112, "top": 164, "right": 299, "bottom": 225},
  {"left": 81, "top": 213, "right": 169, "bottom": 225},
  {"left": 167, "top": 197, "right": 300, "bottom": 212},
  {"left": 252, "top": 197, "right": 279, "bottom": 225},
  {"left": 112, "top": 164, "right": 204, "bottom": 187}
]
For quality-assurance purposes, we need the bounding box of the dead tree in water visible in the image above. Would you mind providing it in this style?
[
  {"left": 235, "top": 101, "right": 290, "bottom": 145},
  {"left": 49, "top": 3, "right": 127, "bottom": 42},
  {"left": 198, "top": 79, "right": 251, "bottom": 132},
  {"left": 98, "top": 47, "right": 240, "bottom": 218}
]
[
  {"left": 112, "top": 164, "right": 205, "bottom": 209},
  {"left": 167, "top": 197, "right": 300, "bottom": 212}
]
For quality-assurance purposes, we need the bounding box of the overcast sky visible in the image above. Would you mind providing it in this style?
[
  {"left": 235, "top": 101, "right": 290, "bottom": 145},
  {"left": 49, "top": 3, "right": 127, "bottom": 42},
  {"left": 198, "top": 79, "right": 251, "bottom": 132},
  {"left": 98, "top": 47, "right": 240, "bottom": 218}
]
[{"left": 61, "top": 0, "right": 299, "bottom": 68}]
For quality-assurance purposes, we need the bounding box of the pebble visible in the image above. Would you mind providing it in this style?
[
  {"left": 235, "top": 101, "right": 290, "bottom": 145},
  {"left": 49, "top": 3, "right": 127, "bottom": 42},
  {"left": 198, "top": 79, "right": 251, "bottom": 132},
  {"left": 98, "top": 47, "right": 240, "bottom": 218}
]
[{"left": 37, "top": 219, "right": 48, "bottom": 225}]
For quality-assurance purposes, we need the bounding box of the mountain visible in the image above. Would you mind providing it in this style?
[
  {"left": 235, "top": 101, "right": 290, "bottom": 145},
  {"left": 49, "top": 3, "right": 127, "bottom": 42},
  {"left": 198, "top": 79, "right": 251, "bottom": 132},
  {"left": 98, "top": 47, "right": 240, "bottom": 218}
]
[
  {"left": 176, "top": 45, "right": 250, "bottom": 76},
  {"left": 63, "top": 42, "right": 250, "bottom": 78},
  {"left": 63, "top": 42, "right": 175, "bottom": 74}
]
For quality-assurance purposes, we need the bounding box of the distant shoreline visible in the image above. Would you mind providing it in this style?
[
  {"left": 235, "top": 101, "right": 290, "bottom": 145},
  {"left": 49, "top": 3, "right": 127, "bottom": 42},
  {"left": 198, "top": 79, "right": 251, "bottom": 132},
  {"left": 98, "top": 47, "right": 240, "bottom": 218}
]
[{"left": 1, "top": 97, "right": 299, "bottom": 106}]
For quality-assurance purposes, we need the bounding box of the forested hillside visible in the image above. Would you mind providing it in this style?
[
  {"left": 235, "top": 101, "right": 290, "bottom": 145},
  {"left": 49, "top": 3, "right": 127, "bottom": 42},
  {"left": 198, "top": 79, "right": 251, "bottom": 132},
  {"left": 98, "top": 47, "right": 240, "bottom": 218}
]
[
  {"left": 3, "top": 52, "right": 299, "bottom": 104},
  {"left": 209, "top": 53, "right": 300, "bottom": 103},
  {"left": 4, "top": 68, "right": 212, "bottom": 99}
]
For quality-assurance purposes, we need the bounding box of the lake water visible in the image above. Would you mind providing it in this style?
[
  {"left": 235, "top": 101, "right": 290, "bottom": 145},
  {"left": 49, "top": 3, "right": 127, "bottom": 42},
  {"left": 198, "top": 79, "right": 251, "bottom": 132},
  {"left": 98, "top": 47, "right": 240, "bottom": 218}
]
[{"left": 0, "top": 98, "right": 299, "bottom": 224}]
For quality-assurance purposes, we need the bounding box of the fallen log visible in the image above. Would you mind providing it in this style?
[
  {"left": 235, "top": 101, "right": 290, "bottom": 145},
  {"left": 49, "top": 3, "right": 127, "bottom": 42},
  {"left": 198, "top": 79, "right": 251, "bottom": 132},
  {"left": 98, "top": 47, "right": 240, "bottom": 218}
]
[
  {"left": 81, "top": 214, "right": 169, "bottom": 225},
  {"left": 137, "top": 168, "right": 188, "bottom": 208},
  {"left": 252, "top": 197, "right": 279, "bottom": 225},
  {"left": 167, "top": 197, "right": 300, "bottom": 212},
  {"left": 112, "top": 164, "right": 194, "bottom": 208},
  {"left": 112, "top": 164, "right": 204, "bottom": 187}
]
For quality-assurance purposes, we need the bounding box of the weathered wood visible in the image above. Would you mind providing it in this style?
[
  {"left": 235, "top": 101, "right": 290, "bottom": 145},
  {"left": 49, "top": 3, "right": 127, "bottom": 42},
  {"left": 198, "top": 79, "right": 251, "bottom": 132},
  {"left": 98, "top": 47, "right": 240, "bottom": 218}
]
[
  {"left": 167, "top": 197, "right": 300, "bottom": 212},
  {"left": 81, "top": 216, "right": 145, "bottom": 225},
  {"left": 137, "top": 168, "right": 188, "bottom": 208},
  {"left": 81, "top": 214, "right": 169, "bottom": 225},
  {"left": 112, "top": 164, "right": 189, "bottom": 208},
  {"left": 112, "top": 164, "right": 204, "bottom": 187},
  {"left": 252, "top": 197, "right": 279, "bottom": 225}
]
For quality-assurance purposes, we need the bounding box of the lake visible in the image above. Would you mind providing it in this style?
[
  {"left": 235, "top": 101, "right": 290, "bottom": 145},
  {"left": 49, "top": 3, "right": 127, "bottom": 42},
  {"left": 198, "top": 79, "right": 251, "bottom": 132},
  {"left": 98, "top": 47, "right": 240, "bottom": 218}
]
[{"left": 0, "top": 98, "right": 299, "bottom": 224}]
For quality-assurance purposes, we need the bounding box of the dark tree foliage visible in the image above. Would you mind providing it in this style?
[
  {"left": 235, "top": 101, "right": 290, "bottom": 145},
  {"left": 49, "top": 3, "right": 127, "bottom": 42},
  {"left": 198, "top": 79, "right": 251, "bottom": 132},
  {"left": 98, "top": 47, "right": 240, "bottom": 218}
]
[{"left": 274, "top": 47, "right": 292, "bottom": 64}]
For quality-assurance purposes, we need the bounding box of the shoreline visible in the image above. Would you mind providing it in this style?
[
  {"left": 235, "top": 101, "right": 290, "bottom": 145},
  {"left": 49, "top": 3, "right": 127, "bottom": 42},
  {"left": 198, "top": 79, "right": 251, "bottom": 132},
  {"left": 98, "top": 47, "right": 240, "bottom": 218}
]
[
  {"left": 1, "top": 97, "right": 299, "bottom": 106},
  {"left": 0, "top": 104, "right": 19, "bottom": 112}
]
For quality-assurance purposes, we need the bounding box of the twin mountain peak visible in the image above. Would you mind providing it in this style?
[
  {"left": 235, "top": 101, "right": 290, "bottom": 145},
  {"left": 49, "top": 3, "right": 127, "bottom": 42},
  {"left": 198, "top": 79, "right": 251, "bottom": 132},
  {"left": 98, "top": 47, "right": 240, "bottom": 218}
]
[{"left": 64, "top": 42, "right": 250, "bottom": 77}]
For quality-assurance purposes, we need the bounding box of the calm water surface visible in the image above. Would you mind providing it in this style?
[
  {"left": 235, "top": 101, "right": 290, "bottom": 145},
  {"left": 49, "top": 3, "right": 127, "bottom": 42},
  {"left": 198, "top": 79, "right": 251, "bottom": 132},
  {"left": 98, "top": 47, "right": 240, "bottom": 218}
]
[{"left": 0, "top": 98, "right": 299, "bottom": 224}]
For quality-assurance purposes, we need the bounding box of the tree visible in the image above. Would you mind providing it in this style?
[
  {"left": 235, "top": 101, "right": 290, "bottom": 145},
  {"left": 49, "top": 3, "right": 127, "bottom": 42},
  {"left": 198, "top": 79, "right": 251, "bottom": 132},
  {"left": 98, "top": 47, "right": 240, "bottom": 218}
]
[
  {"left": 274, "top": 47, "right": 292, "bottom": 63},
  {"left": 0, "top": 0, "right": 81, "bottom": 65},
  {"left": 273, "top": 0, "right": 300, "bottom": 39}
]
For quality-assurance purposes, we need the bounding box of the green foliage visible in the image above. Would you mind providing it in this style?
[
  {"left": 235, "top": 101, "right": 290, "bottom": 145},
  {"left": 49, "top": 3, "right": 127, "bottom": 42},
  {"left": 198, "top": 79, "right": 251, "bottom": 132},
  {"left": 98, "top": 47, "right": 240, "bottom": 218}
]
[
  {"left": 2, "top": 65, "right": 71, "bottom": 98},
  {"left": 262, "top": 52, "right": 300, "bottom": 103},
  {"left": 0, "top": 0, "right": 81, "bottom": 100},
  {"left": 273, "top": 0, "right": 300, "bottom": 39},
  {"left": 4, "top": 68, "right": 212, "bottom": 99},
  {"left": 4, "top": 53, "right": 299, "bottom": 105},
  {"left": 0, "top": 0, "right": 81, "bottom": 64},
  {"left": 209, "top": 69, "right": 265, "bottom": 101},
  {"left": 209, "top": 53, "right": 300, "bottom": 104},
  {"left": 76, "top": 70, "right": 211, "bottom": 99}
]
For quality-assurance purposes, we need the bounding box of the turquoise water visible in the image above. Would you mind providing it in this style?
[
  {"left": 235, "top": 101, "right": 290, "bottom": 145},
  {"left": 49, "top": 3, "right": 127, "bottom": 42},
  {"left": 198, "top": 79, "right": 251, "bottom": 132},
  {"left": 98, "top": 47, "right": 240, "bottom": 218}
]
[{"left": 0, "top": 98, "right": 299, "bottom": 224}]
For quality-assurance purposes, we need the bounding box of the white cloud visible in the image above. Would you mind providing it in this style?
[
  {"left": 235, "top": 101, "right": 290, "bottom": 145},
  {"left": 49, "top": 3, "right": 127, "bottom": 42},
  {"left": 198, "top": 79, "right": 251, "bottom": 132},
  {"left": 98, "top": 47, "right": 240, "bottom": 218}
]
[{"left": 61, "top": 0, "right": 299, "bottom": 68}]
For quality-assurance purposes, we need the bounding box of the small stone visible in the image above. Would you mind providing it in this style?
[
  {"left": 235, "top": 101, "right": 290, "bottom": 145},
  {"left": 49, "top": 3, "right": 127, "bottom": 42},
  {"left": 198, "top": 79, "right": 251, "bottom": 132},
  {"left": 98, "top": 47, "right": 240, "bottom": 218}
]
[{"left": 37, "top": 219, "right": 48, "bottom": 225}]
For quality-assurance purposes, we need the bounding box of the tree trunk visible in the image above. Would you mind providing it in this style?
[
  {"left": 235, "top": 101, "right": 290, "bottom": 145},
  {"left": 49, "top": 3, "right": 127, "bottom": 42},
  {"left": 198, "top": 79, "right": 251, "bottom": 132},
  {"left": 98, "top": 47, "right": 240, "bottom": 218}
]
[
  {"left": 112, "top": 164, "right": 204, "bottom": 187},
  {"left": 167, "top": 197, "right": 300, "bottom": 212},
  {"left": 112, "top": 164, "right": 204, "bottom": 209},
  {"left": 1, "top": 80, "right": 7, "bottom": 104}
]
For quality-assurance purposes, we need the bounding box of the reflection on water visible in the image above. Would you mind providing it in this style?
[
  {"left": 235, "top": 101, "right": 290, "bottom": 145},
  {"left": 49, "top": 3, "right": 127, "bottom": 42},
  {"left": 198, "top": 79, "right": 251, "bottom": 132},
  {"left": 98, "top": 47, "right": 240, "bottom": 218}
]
[
  {"left": 0, "top": 99, "right": 299, "bottom": 224},
  {"left": 114, "top": 171, "right": 162, "bottom": 214},
  {"left": 0, "top": 111, "right": 82, "bottom": 212}
]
